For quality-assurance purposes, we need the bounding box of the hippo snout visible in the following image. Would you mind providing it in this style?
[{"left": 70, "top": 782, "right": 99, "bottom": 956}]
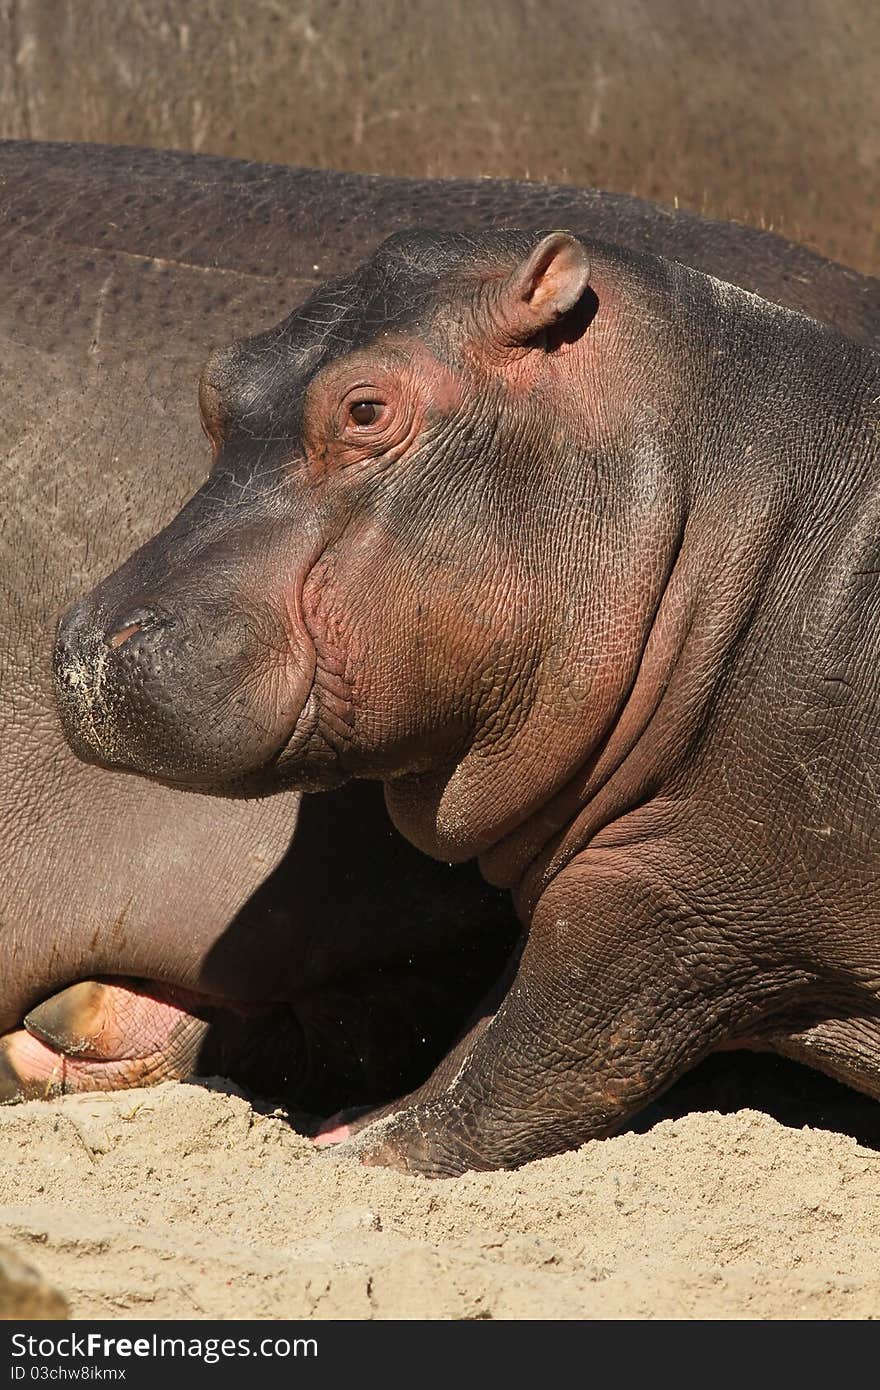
[{"left": 54, "top": 584, "right": 314, "bottom": 791}]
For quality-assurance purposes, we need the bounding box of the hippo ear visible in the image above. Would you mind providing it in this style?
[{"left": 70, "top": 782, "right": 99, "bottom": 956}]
[{"left": 492, "top": 232, "right": 592, "bottom": 346}]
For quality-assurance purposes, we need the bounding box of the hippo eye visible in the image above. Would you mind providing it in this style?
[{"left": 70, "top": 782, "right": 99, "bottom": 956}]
[{"left": 349, "top": 400, "right": 381, "bottom": 427}]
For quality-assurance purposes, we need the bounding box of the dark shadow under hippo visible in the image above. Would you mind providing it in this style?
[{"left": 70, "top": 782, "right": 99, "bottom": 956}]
[
  {"left": 3, "top": 141, "right": 879, "bottom": 1150},
  {"left": 0, "top": 1, "right": 876, "bottom": 274}
]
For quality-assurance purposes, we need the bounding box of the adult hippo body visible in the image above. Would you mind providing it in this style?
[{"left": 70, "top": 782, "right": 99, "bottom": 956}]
[
  {"left": 3, "top": 140, "right": 877, "bottom": 1120},
  {"left": 0, "top": 1, "right": 876, "bottom": 274},
  {"left": 54, "top": 154, "right": 880, "bottom": 1172}
]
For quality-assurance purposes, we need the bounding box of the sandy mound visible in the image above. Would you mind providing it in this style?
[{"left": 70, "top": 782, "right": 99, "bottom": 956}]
[{"left": 1, "top": 1076, "right": 878, "bottom": 1319}]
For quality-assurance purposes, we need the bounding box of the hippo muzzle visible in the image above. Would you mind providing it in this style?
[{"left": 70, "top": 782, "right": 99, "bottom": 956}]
[{"left": 53, "top": 489, "right": 317, "bottom": 791}]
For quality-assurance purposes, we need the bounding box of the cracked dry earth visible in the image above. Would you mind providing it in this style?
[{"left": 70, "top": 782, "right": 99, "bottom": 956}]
[{"left": 0, "top": 1075, "right": 878, "bottom": 1319}]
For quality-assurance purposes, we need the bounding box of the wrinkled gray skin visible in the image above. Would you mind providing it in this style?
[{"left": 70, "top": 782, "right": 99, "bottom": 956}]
[
  {"left": 0, "top": 1, "right": 876, "bottom": 274},
  {"left": 55, "top": 165, "right": 880, "bottom": 1174},
  {"left": 3, "top": 140, "right": 878, "bottom": 1117}
]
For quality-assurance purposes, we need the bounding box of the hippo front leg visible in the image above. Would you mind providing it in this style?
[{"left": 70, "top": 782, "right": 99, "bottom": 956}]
[{"left": 342, "top": 859, "right": 760, "bottom": 1176}]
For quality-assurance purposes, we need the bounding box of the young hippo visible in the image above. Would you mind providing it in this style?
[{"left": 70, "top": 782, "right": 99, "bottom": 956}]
[{"left": 54, "top": 229, "right": 880, "bottom": 1175}]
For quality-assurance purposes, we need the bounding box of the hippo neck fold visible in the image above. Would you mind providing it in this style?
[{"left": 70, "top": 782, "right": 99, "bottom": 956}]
[
  {"left": 386, "top": 261, "right": 877, "bottom": 908},
  {"left": 383, "top": 251, "right": 698, "bottom": 886}
]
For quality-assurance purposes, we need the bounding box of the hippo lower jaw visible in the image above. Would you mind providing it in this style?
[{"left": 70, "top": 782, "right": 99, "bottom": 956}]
[
  {"left": 53, "top": 592, "right": 320, "bottom": 795},
  {"left": 159, "top": 682, "right": 353, "bottom": 800}
]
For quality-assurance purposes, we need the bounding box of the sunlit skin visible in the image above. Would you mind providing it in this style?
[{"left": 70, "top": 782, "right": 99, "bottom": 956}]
[
  {"left": 55, "top": 227, "right": 880, "bottom": 1175},
  {"left": 3, "top": 143, "right": 875, "bottom": 1118}
]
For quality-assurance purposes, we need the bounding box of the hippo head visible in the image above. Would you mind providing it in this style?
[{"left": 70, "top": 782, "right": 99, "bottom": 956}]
[{"left": 55, "top": 229, "right": 686, "bottom": 872}]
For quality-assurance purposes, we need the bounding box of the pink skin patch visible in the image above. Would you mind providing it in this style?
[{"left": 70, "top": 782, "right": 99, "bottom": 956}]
[
  {"left": 0, "top": 978, "right": 235, "bottom": 1102},
  {"left": 0, "top": 1024, "right": 179, "bottom": 1099},
  {"left": 314, "top": 1113, "right": 351, "bottom": 1146},
  {"left": 24, "top": 979, "right": 211, "bottom": 1062}
]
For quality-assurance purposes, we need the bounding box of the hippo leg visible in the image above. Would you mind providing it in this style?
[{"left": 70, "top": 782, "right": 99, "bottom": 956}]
[
  {"left": 315, "top": 1016, "right": 495, "bottom": 1146},
  {"left": 342, "top": 859, "right": 836, "bottom": 1176},
  {"left": 0, "top": 979, "right": 247, "bottom": 1102}
]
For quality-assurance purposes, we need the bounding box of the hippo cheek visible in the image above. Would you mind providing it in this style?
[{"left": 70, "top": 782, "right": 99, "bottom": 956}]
[{"left": 54, "top": 592, "right": 316, "bottom": 789}]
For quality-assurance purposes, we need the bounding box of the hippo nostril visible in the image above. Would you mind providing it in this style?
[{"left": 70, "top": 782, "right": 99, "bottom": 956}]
[
  {"left": 104, "top": 609, "right": 167, "bottom": 650},
  {"left": 106, "top": 622, "right": 142, "bottom": 647},
  {"left": 107, "top": 621, "right": 143, "bottom": 649}
]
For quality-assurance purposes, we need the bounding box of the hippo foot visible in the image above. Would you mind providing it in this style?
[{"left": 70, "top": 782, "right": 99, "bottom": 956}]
[
  {"left": 0, "top": 978, "right": 220, "bottom": 1103},
  {"left": 327, "top": 1100, "right": 493, "bottom": 1179}
]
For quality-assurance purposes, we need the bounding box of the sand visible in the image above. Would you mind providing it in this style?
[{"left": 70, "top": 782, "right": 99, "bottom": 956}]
[{"left": 1, "top": 1062, "right": 878, "bottom": 1320}]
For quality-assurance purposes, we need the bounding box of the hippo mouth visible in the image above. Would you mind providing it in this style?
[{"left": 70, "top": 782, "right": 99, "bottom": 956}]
[{"left": 209, "top": 680, "right": 350, "bottom": 798}]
